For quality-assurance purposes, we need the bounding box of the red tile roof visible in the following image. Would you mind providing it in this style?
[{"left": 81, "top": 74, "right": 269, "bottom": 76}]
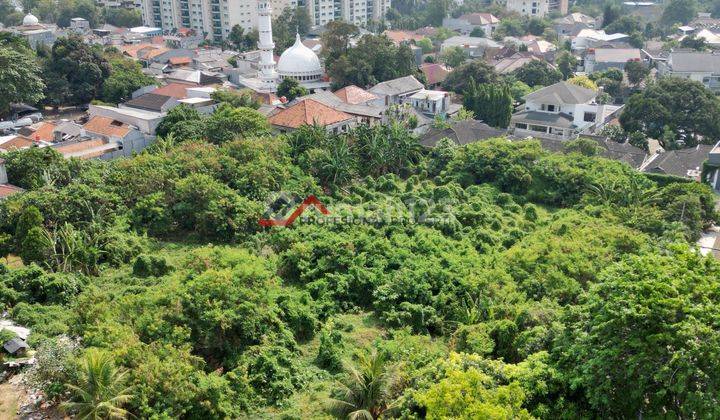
[
  {"left": 29, "top": 122, "right": 57, "bottom": 142},
  {"left": 383, "top": 30, "right": 426, "bottom": 44},
  {"left": 83, "top": 116, "right": 131, "bottom": 138},
  {"left": 269, "top": 99, "right": 353, "bottom": 129},
  {"left": 151, "top": 82, "right": 198, "bottom": 99},
  {"left": 169, "top": 56, "right": 192, "bottom": 65},
  {"left": 420, "top": 63, "right": 452, "bottom": 86},
  {"left": 458, "top": 13, "right": 500, "bottom": 25},
  {"left": 0, "top": 184, "right": 23, "bottom": 199},
  {"left": 0, "top": 136, "right": 35, "bottom": 151},
  {"left": 333, "top": 85, "right": 378, "bottom": 104},
  {"left": 54, "top": 139, "right": 109, "bottom": 159}
]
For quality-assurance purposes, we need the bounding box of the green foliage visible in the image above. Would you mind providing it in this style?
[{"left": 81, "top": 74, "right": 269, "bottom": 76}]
[
  {"left": 132, "top": 254, "right": 171, "bottom": 278},
  {"left": 513, "top": 60, "right": 562, "bottom": 87},
  {"left": 102, "top": 57, "right": 154, "bottom": 104},
  {"left": 62, "top": 349, "right": 133, "bottom": 419},
  {"left": 316, "top": 320, "right": 344, "bottom": 371},
  {"left": 205, "top": 104, "right": 270, "bottom": 144},
  {"left": 104, "top": 7, "right": 142, "bottom": 27},
  {"left": 557, "top": 246, "right": 720, "bottom": 417},
  {"left": 439, "top": 46, "right": 466, "bottom": 68},
  {"left": 620, "top": 77, "right": 720, "bottom": 144},
  {"left": 463, "top": 81, "right": 512, "bottom": 128},
  {"left": 442, "top": 60, "right": 499, "bottom": 93},
  {"left": 0, "top": 47, "right": 45, "bottom": 117},
  {"left": 277, "top": 77, "right": 309, "bottom": 102},
  {"left": 661, "top": 0, "right": 697, "bottom": 26}
]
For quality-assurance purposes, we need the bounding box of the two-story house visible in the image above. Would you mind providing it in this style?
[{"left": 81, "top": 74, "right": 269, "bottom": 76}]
[
  {"left": 407, "top": 89, "right": 450, "bottom": 117},
  {"left": 442, "top": 13, "right": 500, "bottom": 36},
  {"left": 657, "top": 51, "right": 720, "bottom": 92},
  {"left": 510, "top": 81, "right": 621, "bottom": 140}
]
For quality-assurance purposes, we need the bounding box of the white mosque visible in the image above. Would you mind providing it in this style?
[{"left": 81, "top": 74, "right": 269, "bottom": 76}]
[{"left": 238, "top": 1, "right": 329, "bottom": 94}]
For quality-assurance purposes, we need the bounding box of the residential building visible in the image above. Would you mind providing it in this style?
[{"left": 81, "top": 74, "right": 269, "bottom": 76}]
[
  {"left": 368, "top": 75, "right": 424, "bottom": 106},
  {"left": 419, "top": 63, "right": 452, "bottom": 88},
  {"left": 492, "top": 53, "right": 546, "bottom": 74},
  {"left": 441, "top": 36, "right": 502, "bottom": 59},
  {"left": 641, "top": 144, "right": 716, "bottom": 181},
  {"left": 658, "top": 51, "right": 720, "bottom": 92},
  {"left": 333, "top": 85, "right": 379, "bottom": 105},
  {"left": 300, "top": 91, "right": 385, "bottom": 125},
  {"left": 581, "top": 48, "right": 642, "bottom": 73},
  {"left": 407, "top": 89, "right": 450, "bottom": 117},
  {"left": 268, "top": 99, "right": 356, "bottom": 133},
  {"left": 420, "top": 120, "right": 505, "bottom": 147},
  {"left": 555, "top": 12, "right": 596, "bottom": 37},
  {"left": 506, "top": 0, "right": 567, "bottom": 18},
  {"left": 121, "top": 93, "right": 180, "bottom": 113},
  {"left": 442, "top": 13, "right": 499, "bottom": 36},
  {"left": 704, "top": 141, "right": 720, "bottom": 191},
  {"left": 571, "top": 29, "right": 629, "bottom": 51},
  {"left": 141, "top": 0, "right": 297, "bottom": 42},
  {"left": 308, "top": 0, "right": 391, "bottom": 27},
  {"left": 509, "top": 81, "right": 621, "bottom": 140},
  {"left": 89, "top": 104, "right": 165, "bottom": 135}
]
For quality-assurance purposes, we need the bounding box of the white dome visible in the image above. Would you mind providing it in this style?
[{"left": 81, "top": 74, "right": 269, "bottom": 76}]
[
  {"left": 23, "top": 13, "right": 39, "bottom": 26},
  {"left": 277, "top": 33, "right": 322, "bottom": 76}
]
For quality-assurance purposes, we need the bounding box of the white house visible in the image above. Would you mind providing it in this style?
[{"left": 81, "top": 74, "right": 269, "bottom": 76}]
[
  {"left": 571, "top": 29, "right": 629, "bottom": 51},
  {"left": 510, "top": 81, "right": 621, "bottom": 140},
  {"left": 407, "top": 89, "right": 450, "bottom": 117},
  {"left": 506, "top": 0, "right": 568, "bottom": 17},
  {"left": 368, "top": 76, "right": 424, "bottom": 106},
  {"left": 442, "top": 13, "right": 499, "bottom": 36},
  {"left": 658, "top": 51, "right": 720, "bottom": 92},
  {"left": 440, "top": 36, "right": 503, "bottom": 59}
]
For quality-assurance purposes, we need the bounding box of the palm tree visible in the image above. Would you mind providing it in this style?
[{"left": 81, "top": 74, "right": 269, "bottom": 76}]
[
  {"left": 61, "top": 350, "right": 134, "bottom": 420},
  {"left": 329, "top": 349, "right": 399, "bottom": 420}
]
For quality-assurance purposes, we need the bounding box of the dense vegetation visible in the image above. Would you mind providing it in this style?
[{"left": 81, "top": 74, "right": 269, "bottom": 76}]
[{"left": 1, "top": 106, "right": 718, "bottom": 418}]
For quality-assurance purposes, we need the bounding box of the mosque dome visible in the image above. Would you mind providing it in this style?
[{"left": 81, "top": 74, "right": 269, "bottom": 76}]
[
  {"left": 277, "top": 33, "right": 322, "bottom": 80},
  {"left": 23, "top": 13, "right": 39, "bottom": 26}
]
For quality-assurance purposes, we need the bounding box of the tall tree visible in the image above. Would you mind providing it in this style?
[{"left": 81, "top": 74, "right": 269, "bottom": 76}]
[
  {"left": 513, "top": 60, "right": 562, "bottom": 87},
  {"left": 41, "top": 36, "right": 110, "bottom": 106},
  {"left": 102, "top": 57, "right": 155, "bottom": 104},
  {"left": 661, "top": 0, "right": 697, "bottom": 26},
  {"left": 276, "top": 78, "right": 308, "bottom": 102},
  {"left": 442, "top": 60, "right": 499, "bottom": 93},
  {"left": 321, "top": 20, "right": 360, "bottom": 69},
  {"left": 463, "top": 81, "right": 512, "bottom": 128},
  {"left": 61, "top": 350, "right": 133, "bottom": 419},
  {"left": 330, "top": 350, "right": 399, "bottom": 420},
  {"left": 0, "top": 47, "right": 45, "bottom": 117}
]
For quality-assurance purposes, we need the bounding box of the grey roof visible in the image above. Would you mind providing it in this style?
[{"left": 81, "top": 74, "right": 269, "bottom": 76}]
[
  {"left": 511, "top": 110, "right": 576, "bottom": 128},
  {"left": 667, "top": 52, "right": 720, "bottom": 72},
  {"left": 641, "top": 144, "right": 714, "bottom": 178},
  {"left": 3, "top": 337, "right": 28, "bottom": 354},
  {"left": 368, "top": 76, "right": 424, "bottom": 97},
  {"left": 420, "top": 120, "right": 506, "bottom": 147},
  {"left": 301, "top": 91, "right": 385, "bottom": 119},
  {"left": 523, "top": 81, "right": 597, "bottom": 105},
  {"left": 124, "top": 93, "right": 173, "bottom": 112},
  {"left": 593, "top": 48, "right": 642, "bottom": 63}
]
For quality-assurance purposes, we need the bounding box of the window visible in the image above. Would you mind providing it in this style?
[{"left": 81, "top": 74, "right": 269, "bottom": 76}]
[
  {"left": 547, "top": 104, "right": 555, "bottom": 112},
  {"left": 583, "top": 112, "right": 596, "bottom": 122}
]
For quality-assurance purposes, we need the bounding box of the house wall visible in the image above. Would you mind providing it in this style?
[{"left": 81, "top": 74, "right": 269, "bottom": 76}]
[
  {"left": 506, "top": 0, "right": 549, "bottom": 17},
  {"left": 89, "top": 105, "right": 164, "bottom": 135}
]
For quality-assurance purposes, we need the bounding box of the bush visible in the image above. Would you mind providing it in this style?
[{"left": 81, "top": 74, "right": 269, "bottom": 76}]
[{"left": 133, "top": 255, "right": 172, "bottom": 278}]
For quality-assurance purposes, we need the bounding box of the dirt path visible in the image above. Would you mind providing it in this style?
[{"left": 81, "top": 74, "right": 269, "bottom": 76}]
[{"left": 0, "top": 381, "right": 21, "bottom": 420}]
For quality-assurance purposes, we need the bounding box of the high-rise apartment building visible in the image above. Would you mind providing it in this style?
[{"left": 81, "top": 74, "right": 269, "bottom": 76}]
[
  {"left": 142, "top": 0, "right": 389, "bottom": 41},
  {"left": 142, "top": 0, "right": 296, "bottom": 42},
  {"left": 505, "top": 0, "right": 567, "bottom": 18}
]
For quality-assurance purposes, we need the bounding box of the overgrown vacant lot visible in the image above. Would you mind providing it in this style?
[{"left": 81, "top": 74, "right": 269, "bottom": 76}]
[{"left": 1, "top": 132, "right": 719, "bottom": 418}]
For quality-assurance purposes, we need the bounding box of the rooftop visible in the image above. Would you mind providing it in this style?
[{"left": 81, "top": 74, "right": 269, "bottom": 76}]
[
  {"left": 667, "top": 51, "right": 720, "bottom": 72},
  {"left": 420, "top": 120, "right": 506, "bottom": 147},
  {"left": 83, "top": 116, "right": 132, "bottom": 138},
  {"left": 152, "top": 82, "right": 198, "bottom": 99},
  {"left": 0, "top": 184, "right": 24, "bottom": 199},
  {"left": 641, "top": 144, "right": 715, "bottom": 179},
  {"left": 368, "top": 75, "right": 424, "bottom": 97},
  {"left": 269, "top": 99, "right": 354, "bottom": 129},
  {"left": 523, "top": 81, "right": 597, "bottom": 105},
  {"left": 592, "top": 48, "right": 642, "bottom": 62},
  {"left": 124, "top": 93, "right": 174, "bottom": 112},
  {"left": 333, "top": 85, "right": 379, "bottom": 105}
]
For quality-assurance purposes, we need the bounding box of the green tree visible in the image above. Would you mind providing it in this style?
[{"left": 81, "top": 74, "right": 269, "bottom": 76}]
[
  {"left": 155, "top": 105, "right": 205, "bottom": 138},
  {"left": 661, "top": 0, "right": 697, "bottom": 26},
  {"left": 62, "top": 350, "right": 133, "bottom": 419},
  {"left": 442, "top": 60, "right": 499, "bottom": 93},
  {"left": 602, "top": 3, "right": 621, "bottom": 28},
  {"left": 463, "top": 81, "right": 512, "bottom": 128},
  {"left": 679, "top": 34, "right": 707, "bottom": 50},
  {"left": 624, "top": 60, "right": 649, "bottom": 86},
  {"left": 101, "top": 57, "right": 155, "bottom": 104},
  {"left": 0, "top": 47, "right": 45, "bottom": 117},
  {"left": 416, "top": 37, "right": 434, "bottom": 53},
  {"left": 555, "top": 51, "right": 577, "bottom": 80},
  {"left": 104, "top": 8, "right": 142, "bottom": 27},
  {"left": 439, "top": 46, "right": 466, "bottom": 68},
  {"left": 469, "top": 27, "right": 485, "bottom": 37},
  {"left": 205, "top": 104, "right": 269, "bottom": 144},
  {"left": 513, "top": 60, "right": 562, "bottom": 87},
  {"left": 330, "top": 349, "right": 399, "bottom": 420},
  {"left": 558, "top": 247, "right": 720, "bottom": 418},
  {"left": 619, "top": 77, "right": 720, "bottom": 144},
  {"left": 227, "top": 24, "right": 258, "bottom": 52},
  {"left": 42, "top": 36, "right": 110, "bottom": 106},
  {"left": 276, "top": 77, "right": 309, "bottom": 102},
  {"left": 210, "top": 88, "right": 261, "bottom": 109},
  {"left": 321, "top": 20, "right": 359, "bottom": 69}
]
